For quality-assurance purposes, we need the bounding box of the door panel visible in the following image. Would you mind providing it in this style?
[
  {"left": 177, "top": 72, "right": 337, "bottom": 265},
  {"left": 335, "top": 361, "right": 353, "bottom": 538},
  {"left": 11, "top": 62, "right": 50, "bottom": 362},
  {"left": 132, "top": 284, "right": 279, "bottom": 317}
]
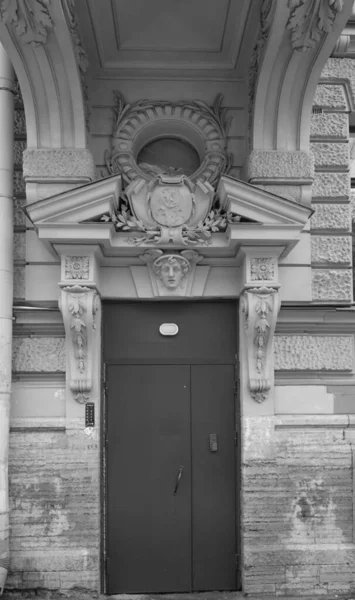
[
  {"left": 191, "top": 365, "right": 236, "bottom": 591},
  {"left": 107, "top": 364, "right": 192, "bottom": 593}
]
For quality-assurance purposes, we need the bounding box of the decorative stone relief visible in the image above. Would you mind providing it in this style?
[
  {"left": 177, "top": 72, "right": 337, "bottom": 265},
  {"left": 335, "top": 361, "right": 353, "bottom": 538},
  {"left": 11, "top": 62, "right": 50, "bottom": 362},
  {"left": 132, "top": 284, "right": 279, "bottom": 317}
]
[
  {"left": 23, "top": 149, "right": 95, "bottom": 180},
  {"left": 310, "top": 204, "right": 351, "bottom": 230},
  {"left": 242, "top": 287, "right": 280, "bottom": 403},
  {"left": 62, "top": 0, "right": 90, "bottom": 130},
  {"left": 311, "top": 235, "right": 351, "bottom": 263},
  {"left": 313, "top": 84, "right": 348, "bottom": 110},
  {"left": 312, "top": 269, "right": 352, "bottom": 301},
  {"left": 250, "top": 258, "right": 275, "bottom": 281},
  {"left": 351, "top": 189, "right": 355, "bottom": 223},
  {"left": 105, "top": 91, "right": 232, "bottom": 187},
  {"left": 287, "top": 0, "right": 344, "bottom": 52},
  {"left": 311, "top": 142, "right": 349, "bottom": 169},
  {"left": 0, "top": 0, "right": 53, "bottom": 45},
  {"left": 12, "top": 337, "right": 65, "bottom": 372},
  {"left": 274, "top": 335, "right": 353, "bottom": 371},
  {"left": 247, "top": 150, "right": 314, "bottom": 181},
  {"left": 59, "top": 285, "right": 100, "bottom": 403},
  {"left": 312, "top": 172, "right": 349, "bottom": 198},
  {"left": 64, "top": 256, "right": 90, "bottom": 280},
  {"left": 139, "top": 249, "right": 203, "bottom": 297},
  {"left": 102, "top": 174, "right": 240, "bottom": 247},
  {"left": 310, "top": 112, "right": 348, "bottom": 139}
]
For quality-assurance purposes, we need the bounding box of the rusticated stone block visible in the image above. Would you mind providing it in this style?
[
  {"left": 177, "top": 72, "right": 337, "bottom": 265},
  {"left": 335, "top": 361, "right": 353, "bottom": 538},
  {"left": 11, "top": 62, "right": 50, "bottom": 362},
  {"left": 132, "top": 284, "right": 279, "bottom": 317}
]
[
  {"left": 13, "top": 140, "right": 26, "bottom": 166},
  {"left": 13, "top": 266, "right": 25, "bottom": 299},
  {"left": 23, "top": 149, "right": 95, "bottom": 180},
  {"left": 274, "top": 335, "right": 353, "bottom": 371},
  {"left": 312, "top": 269, "right": 352, "bottom": 302},
  {"left": 12, "top": 337, "right": 66, "bottom": 372},
  {"left": 13, "top": 198, "right": 26, "bottom": 228},
  {"left": 310, "top": 204, "right": 351, "bottom": 230},
  {"left": 313, "top": 84, "right": 348, "bottom": 110},
  {"left": 247, "top": 150, "right": 314, "bottom": 180},
  {"left": 312, "top": 172, "right": 349, "bottom": 198},
  {"left": 14, "top": 109, "right": 26, "bottom": 137},
  {"left": 311, "top": 236, "right": 352, "bottom": 264},
  {"left": 310, "top": 112, "right": 348, "bottom": 140},
  {"left": 13, "top": 170, "right": 25, "bottom": 197},
  {"left": 311, "top": 142, "right": 349, "bottom": 169},
  {"left": 321, "top": 58, "right": 355, "bottom": 105},
  {"left": 13, "top": 232, "right": 25, "bottom": 262}
]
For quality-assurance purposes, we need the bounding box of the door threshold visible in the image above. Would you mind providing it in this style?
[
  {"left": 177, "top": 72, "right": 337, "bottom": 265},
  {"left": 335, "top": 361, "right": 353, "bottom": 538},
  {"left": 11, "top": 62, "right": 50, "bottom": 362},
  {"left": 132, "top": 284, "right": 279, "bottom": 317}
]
[{"left": 108, "top": 593, "right": 243, "bottom": 600}]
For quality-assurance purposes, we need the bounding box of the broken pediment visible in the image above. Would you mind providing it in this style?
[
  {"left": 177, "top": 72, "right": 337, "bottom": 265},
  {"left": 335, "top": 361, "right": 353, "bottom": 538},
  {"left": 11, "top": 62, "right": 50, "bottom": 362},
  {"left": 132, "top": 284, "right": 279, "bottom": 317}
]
[{"left": 25, "top": 173, "right": 312, "bottom": 259}]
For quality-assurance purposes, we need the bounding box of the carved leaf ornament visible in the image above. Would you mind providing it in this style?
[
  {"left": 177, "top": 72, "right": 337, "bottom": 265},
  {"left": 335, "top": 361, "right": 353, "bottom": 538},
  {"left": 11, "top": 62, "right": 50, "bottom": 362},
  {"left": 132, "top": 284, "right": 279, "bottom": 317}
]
[
  {"left": 68, "top": 293, "right": 86, "bottom": 374},
  {"left": 1, "top": 0, "right": 53, "bottom": 44},
  {"left": 287, "top": 0, "right": 344, "bottom": 51}
]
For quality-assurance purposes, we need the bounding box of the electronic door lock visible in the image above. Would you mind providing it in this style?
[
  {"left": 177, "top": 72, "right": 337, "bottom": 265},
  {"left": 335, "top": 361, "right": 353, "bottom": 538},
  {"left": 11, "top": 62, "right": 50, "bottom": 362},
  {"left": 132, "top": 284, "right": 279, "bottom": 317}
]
[{"left": 209, "top": 433, "right": 218, "bottom": 452}]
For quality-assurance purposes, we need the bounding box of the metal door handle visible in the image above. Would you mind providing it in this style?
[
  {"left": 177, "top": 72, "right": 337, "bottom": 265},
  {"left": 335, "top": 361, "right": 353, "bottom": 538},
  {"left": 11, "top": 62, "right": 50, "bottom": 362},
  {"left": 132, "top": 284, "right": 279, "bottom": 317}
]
[{"left": 173, "top": 465, "right": 184, "bottom": 495}]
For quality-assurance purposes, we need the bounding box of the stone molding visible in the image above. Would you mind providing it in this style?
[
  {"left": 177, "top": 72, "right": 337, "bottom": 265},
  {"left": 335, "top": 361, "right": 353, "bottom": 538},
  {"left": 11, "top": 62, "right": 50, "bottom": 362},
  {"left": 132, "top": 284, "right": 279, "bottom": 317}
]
[
  {"left": 242, "top": 286, "right": 280, "bottom": 403},
  {"left": 274, "top": 335, "right": 354, "bottom": 371},
  {"left": 312, "top": 268, "right": 352, "bottom": 301},
  {"left": 12, "top": 337, "right": 65, "bottom": 372},
  {"left": 0, "top": 0, "right": 53, "bottom": 45},
  {"left": 247, "top": 150, "right": 314, "bottom": 183},
  {"left": 23, "top": 149, "right": 95, "bottom": 181},
  {"left": 59, "top": 285, "right": 100, "bottom": 404},
  {"left": 286, "top": 0, "right": 345, "bottom": 52}
]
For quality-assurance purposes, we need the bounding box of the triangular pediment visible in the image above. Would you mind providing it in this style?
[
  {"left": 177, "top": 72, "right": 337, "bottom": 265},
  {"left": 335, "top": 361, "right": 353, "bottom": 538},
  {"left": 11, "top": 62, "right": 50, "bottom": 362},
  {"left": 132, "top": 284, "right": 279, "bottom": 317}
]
[
  {"left": 218, "top": 176, "right": 312, "bottom": 227},
  {"left": 25, "top": 173, "right": 312, "bottom": 259}
]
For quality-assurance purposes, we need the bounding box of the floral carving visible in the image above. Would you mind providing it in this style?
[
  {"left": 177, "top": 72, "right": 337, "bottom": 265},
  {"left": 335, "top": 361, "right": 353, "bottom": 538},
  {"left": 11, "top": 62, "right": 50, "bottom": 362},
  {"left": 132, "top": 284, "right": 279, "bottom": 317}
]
[
  {"left": 102, "top": 197, "right": 241, "bottom": 247},
  {"left": 250, "top": 258, "right": 275, "bottom": 281},
  {"left": 242, "top": 286, "right": 280, "bottom": 404},
  {"left": 65, "top": 256, "right": 90, "bottom": 280},
  {"left": 287, "top": 0, "right": 344, "bottom": 51},
  {"left": 0, "top": 0, "right": 53, "bottom": 44},
  {"left": 60, "top": 285, "right": 100, "bottom": 403}
]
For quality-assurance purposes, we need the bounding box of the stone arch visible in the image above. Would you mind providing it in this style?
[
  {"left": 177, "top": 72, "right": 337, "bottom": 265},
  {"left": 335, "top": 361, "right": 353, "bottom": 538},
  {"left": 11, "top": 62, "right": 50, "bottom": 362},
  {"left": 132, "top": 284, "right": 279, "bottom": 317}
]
[
  {"left": 0, "top": 0, "right": 87, "bottom": 150},
  {"left": 252, "top": 0, "right": 354, "bottom": 153}
]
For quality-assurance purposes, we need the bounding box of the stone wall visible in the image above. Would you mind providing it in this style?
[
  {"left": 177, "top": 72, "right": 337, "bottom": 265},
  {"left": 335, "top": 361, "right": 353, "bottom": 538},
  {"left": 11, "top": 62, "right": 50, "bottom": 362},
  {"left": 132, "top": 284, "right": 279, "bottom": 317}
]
[
  {"left": 242, "top": 415, "right": 354, "bottom": 596},
  {"left": 7, "top": 326, "right": 100, "bottom": 592}
]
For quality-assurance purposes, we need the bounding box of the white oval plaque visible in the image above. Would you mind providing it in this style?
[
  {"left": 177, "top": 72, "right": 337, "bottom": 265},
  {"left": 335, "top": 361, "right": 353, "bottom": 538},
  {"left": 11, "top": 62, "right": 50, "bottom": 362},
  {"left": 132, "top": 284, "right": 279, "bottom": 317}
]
[{"left": 159, "top": 323, "right": 179, "bottom": 336}]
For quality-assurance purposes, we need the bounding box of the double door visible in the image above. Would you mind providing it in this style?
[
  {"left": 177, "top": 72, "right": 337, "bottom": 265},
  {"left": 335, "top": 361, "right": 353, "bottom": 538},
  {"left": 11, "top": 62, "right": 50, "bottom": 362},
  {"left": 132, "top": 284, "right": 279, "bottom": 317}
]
[{"left": 104, "top": 302, "right": 239, "bottom": 594}]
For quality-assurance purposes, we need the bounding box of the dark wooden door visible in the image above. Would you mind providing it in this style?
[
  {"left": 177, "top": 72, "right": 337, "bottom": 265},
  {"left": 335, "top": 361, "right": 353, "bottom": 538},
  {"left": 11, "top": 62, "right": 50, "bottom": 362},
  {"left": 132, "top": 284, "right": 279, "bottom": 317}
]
[{"left": 105, "top": 302, "right": 238, "bottom": 594}]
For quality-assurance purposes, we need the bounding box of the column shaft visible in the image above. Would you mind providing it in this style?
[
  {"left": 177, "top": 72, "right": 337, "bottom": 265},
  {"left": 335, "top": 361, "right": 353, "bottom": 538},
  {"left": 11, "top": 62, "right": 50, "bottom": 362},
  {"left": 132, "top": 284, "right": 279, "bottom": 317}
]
[{"left": 0, "top": 42, "right": 14, "bottom": 596}]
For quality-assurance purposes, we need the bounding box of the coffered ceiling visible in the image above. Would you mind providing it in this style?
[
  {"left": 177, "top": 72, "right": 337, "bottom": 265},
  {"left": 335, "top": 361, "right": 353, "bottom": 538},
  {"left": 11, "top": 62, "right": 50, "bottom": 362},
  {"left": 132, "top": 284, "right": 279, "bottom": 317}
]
[{"left": 75, "top": 0, "right": 257, "bottom": 78}]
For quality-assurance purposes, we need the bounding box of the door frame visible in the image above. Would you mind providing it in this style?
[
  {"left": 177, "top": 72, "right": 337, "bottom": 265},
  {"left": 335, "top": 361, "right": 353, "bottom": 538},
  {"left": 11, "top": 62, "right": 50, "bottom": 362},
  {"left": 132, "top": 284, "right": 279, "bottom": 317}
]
[{"left": 100, "top": 299, "right": 241, "bottom": 594}]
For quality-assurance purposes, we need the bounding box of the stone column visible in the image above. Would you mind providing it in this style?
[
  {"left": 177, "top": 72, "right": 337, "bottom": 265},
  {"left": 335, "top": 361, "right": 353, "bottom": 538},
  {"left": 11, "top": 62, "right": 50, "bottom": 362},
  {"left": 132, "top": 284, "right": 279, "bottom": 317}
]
[{"left": 0, "top": 43, "right": 14, "bottom": 595}]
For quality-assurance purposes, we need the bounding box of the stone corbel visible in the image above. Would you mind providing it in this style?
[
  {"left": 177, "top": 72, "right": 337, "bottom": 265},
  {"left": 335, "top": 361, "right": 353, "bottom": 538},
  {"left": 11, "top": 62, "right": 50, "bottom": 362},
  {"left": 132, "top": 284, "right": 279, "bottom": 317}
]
[
  {"left": 240, "top": 249, "right": 281, "bottom": 403},
  {"left": 59, "top": 285, "right": 100, "bottom": 403}
]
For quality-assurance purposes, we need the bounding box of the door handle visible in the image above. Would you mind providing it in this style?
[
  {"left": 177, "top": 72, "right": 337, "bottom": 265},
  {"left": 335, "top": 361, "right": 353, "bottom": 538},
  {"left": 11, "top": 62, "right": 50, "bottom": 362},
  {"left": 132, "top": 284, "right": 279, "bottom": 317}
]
[{"left": 173, "top": 465, "right": 184, "bottom": 495}]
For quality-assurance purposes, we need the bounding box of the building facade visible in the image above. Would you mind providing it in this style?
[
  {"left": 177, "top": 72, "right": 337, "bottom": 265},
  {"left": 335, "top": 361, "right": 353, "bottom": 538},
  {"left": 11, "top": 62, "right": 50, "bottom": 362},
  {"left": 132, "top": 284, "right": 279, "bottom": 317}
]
[{"left": 1, "top": 0, "right": 355, "bottom": 596}]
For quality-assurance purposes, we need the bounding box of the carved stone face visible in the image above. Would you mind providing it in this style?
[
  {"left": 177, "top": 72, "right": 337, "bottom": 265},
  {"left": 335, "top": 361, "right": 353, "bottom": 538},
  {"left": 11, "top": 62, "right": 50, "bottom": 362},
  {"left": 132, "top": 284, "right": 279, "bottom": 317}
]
[{"left": 154, "top": 255, "right": 190, "bottom": 290}]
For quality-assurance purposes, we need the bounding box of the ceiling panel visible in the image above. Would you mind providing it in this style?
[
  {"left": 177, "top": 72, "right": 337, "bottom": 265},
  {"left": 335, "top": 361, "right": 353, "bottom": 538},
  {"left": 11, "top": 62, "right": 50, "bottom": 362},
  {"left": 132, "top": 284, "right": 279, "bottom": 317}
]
[{"left": 76, "top": 0, "right": 253, "bottom": 75}]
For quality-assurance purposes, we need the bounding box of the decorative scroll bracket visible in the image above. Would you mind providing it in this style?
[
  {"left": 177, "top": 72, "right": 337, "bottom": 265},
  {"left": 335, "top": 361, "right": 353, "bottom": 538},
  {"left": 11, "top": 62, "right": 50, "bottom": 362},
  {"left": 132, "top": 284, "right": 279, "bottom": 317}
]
[
  {"left": 59, "top": 284, "right": 100, "bottom": 403},
  {"left": 242, "top": 286, "right": 280, "bottom": 403}
]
